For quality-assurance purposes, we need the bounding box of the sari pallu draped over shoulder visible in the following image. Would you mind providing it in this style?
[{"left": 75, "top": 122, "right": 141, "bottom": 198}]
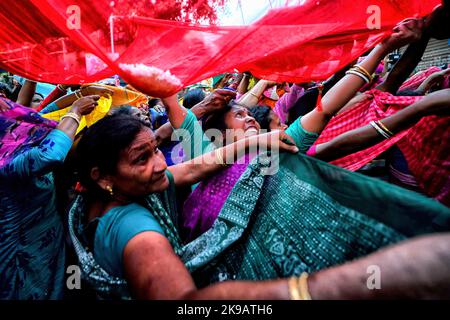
[
  {"left": 310, "top": 89, "right": 450, "bottom": 206},
  {"left": 68, "top": 152, "right": 450, "bottom": 297}
]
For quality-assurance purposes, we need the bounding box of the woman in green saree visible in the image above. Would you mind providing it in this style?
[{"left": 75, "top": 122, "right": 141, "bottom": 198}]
[
  {"left": 68, "top": 18, "right": 450, "bottom": 299},
  {"left": 69, "top": 112, "right": 450, "bottom": 300}
]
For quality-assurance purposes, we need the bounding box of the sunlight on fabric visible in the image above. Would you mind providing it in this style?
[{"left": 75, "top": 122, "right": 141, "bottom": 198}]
[{"left": 217, "top": 0, "right": 305, "bottom": 26}]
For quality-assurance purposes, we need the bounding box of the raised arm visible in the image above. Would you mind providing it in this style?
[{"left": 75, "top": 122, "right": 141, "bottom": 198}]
[
  {"left": 16, "top": 79, "right": 37, "bottom": 107},
  {"left": 300, "top": 18, "right": 424, "bottom": 134},
  {"left": 158, "top": 90, "right": 235, "bottom": 159},
  {"left": 1, "top": 96, "right": 99, "bottom": 179},
  {"left": 168, "top": 129, "right": 299, "bottom": 187},
  {"left": 39, "top": 85, "right": 113, "bottom": 114},
  {"left": 124, "top": 226, "right": 450, "bottom": 299},
  {"left": 313, "top": 89, "right": 450, "bottom": 162},
  {"left": 161, "top": 89, "right": 236, "bottom": 129}
]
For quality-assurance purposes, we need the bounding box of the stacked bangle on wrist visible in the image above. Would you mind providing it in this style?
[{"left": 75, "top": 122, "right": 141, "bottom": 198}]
[
  {"left": 345, "top": 64, "right": 373, "bottom": 84},
  {"left": 345, "top": 70, "right": 371, "bottom": 84},
  {"left": 60, "top": 112, "right": 81, "bottom": 127},
  {"left": 214, "top": 148, "right": 228, "bottom": 167},
  {"left": 74, "top": 90, "right": 84, "bottom": 99},
  {"left": 57, "top": 84, "right": 67, "bottom": 93},
  {"left": 353, "top": 65, "right": 373, "bottom": 80},
  {"left": 370, "top": 120, "right": 393, "bottom": 139}
]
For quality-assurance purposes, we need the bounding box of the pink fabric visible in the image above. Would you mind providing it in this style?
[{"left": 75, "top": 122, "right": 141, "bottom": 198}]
[
  {"left": 0, "top": 98, "right": 57, "bottom": 169},
  {"left": 399, "top": 66, "right": 442, "bottom": 92},
  {"left": 274, "top": 84, "right": 305, "bottom": 124},
  {"left": 312, "top": 89, "right": 423, "bottom": 171},
  {"left": 397, "top": 116, "right": 450, "bottom": 206}
]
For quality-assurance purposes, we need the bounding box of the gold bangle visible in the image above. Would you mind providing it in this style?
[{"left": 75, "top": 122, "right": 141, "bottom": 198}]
[
  {"left": 57, "top": 84, "right": 67, "bottom": 92},
  {"left": 214, "top": 148, "right": 228, "bottom": 167},
  {"left": 298, "top": 272, "right": 312, "bottom": 300},
  {"left": 74, "top": 90, "right": 83, "bottom": 99},
  {"left": 60, "top": 112, "right": 81, "bottom": 126},
  {"left": 376, "top": 120, "right": 394, "bottom": 137},
  {"left": 250, "top": 92, "right": 260, "bottom": 99},
  {"left": 288, "top": 277, "right": 301, "bottom": 300},
  {"left": 354, "top": 65, "right": 373, "bottom": 81},
  {"left": 346, "top": 69, "right": 370, "bottom": 84}
]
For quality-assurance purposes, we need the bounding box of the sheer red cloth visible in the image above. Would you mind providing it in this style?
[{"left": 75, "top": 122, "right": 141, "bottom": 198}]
[{"left": 0, "top": 0, "right": 440, "bottom": 97}]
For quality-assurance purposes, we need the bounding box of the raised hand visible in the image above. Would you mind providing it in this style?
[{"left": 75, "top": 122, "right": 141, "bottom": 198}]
[
  {"left": 381, "top": 18, "right": 424, "bottom": 52},
  {"left": 247, "top": 130, "right": 299, "bottom": 154},
  {"left": 424, "top": 4, "right": 450, "bottom": 40},
  {"left": 70, "top": 95, "right": 100, "bottom": 116},
  {"left": 195, "top": 89, "right": 236, "bottom": 113}
]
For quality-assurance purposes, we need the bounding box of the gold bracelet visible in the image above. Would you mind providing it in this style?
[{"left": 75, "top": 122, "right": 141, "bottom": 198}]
[
  {"left": 74, "top": 90, "right": 83, "bottom": 99},
  {"left": 354, "top": 65, "right": 373, "bottom": 81},
  {"left": 376, "top": 120, "right": 394, "bottom": 137},
  {"left": 346, "top": 69, "right": 370, "bottom": 84},
  {"left": 214, "top": 148, "right": 228, "bottom": 167},
  {"left": 298, "top": 272, "right": 312, "bottom": 300},
  {"left": 60, "top": 112, "right": 81, "bottom": 126},
  {"left": 250, "top": 92, "right": 260, "bottom": 99},
  {"left": 57, "top": 84, "right": 67, "bottom": 92},
  {"left": 288, "top": 277, "right": 301, "bottom": 300}
]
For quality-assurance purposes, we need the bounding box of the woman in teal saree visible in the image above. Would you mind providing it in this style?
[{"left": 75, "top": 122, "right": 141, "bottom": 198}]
[
  {"left": 68, "top": 112, "right": 450, "bottom": 300},
  {"left": 68, "top": 18, "right": 450, "bottom": 299}
]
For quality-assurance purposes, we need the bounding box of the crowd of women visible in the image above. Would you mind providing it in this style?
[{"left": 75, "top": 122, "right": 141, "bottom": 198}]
[{"left": 1, "top": 6, "right": 450, "bottom": 300}]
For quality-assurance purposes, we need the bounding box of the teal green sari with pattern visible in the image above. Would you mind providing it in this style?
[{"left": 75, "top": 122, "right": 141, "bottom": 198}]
[{"left": 69, "top": 152, "right": 450, "bottom": 298}]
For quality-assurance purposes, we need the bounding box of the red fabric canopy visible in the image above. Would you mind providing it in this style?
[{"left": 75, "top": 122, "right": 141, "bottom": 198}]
[{"left": 0, "top": 0, "right": 441, "bottom": 97}]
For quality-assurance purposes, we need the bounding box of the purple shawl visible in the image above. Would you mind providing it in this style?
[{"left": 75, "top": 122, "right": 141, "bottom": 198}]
[
  {"left": 0, "top": 98, "right": 57, "bottom": 170},
  {"left": 181, "top": 154, "right": 252, "bottom": 242}
]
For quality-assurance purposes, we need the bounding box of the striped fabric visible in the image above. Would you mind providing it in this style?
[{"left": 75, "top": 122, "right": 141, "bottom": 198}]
[{"left": 311, "top": 90, "right": 422, "bottom": 171}]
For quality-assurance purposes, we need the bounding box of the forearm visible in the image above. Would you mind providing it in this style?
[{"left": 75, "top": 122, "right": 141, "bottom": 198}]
[
  {"left": 185, "top": 279, "right": 289, "bottom": 300},
  {"left": 36, "top": 85, "right": 67, "bottom": 112},
  {"left": 238, "top": 80, "right": 270, "bottom": 107},
  {"left": 377, "top": 36, "right": 430, "bottom": 94},
  {"left": 16, "top": 80, "right": 36, "bottom": 107},
  {"left": 154, "top": 122, "right": 174, "bottom": 146},
  {"left": 314, "top": 128, "right": 383, "bottom": 162},
  {"left": 162, "top": 96, "right": 189, "bottom": 129},
  {"left": 308, "top": 233, "right": 450, "bottom": 299},
  {"left": 301, "top": 45, "right": 389, "bottom": 133},
  {"left": 56, "top": 116, "right": 80, "bottom": 141},
  {"left": 237, "top": 74, "right": 250, "bottom": 94},
  {"left": 314, "top": 97, "right": 428, "bottom": 162},
  {"left": 170, "top": 137, "right": 250, "bottom": 186},
  {"left": 53, "top": 91, "right": 79, "bottom": 110}
]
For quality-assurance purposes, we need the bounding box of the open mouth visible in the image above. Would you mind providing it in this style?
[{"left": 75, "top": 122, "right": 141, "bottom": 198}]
[{"left": 245, "top": 126, "right": 259, "bottom": 134}]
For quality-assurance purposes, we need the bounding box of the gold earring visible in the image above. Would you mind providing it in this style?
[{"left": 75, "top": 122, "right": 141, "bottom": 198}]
[{"left": 105, "top": 185, "right": 114, "bottom": 196}]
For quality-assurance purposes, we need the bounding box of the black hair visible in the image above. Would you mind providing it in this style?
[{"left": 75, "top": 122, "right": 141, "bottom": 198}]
[
  {"left": 148, "top": 98, "right": 161, "bottom": 109},
  {"left": 0, "top": 82, "right": 12, "bottom": 98},
  {"left": 110, "top": 105, "right": 133, "bottom": 116},
  {"left": 248, "top": 105, "right": 272, "bottom": 131},
  {"left": 76, "top": 114, "right": 147, "bottom": 199},
  {"left": 202, "top": 101, "right": 233, "bottom": 133},
  {"left": 183, "top": 88, "right": 206, "bottom": 109}
]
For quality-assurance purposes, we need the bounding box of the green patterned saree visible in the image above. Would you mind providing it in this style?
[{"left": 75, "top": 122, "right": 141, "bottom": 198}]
[
  {"left": 180, "top": 153, "right": 450, "bottom": 287},
  {"left": 69, "top": 152, "right": 450, "bottom": 297}
]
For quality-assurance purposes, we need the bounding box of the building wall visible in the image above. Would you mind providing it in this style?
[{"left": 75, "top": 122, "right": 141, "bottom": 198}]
[{"left": 416, "top": 38, "right": 450, "bottom": 71}]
